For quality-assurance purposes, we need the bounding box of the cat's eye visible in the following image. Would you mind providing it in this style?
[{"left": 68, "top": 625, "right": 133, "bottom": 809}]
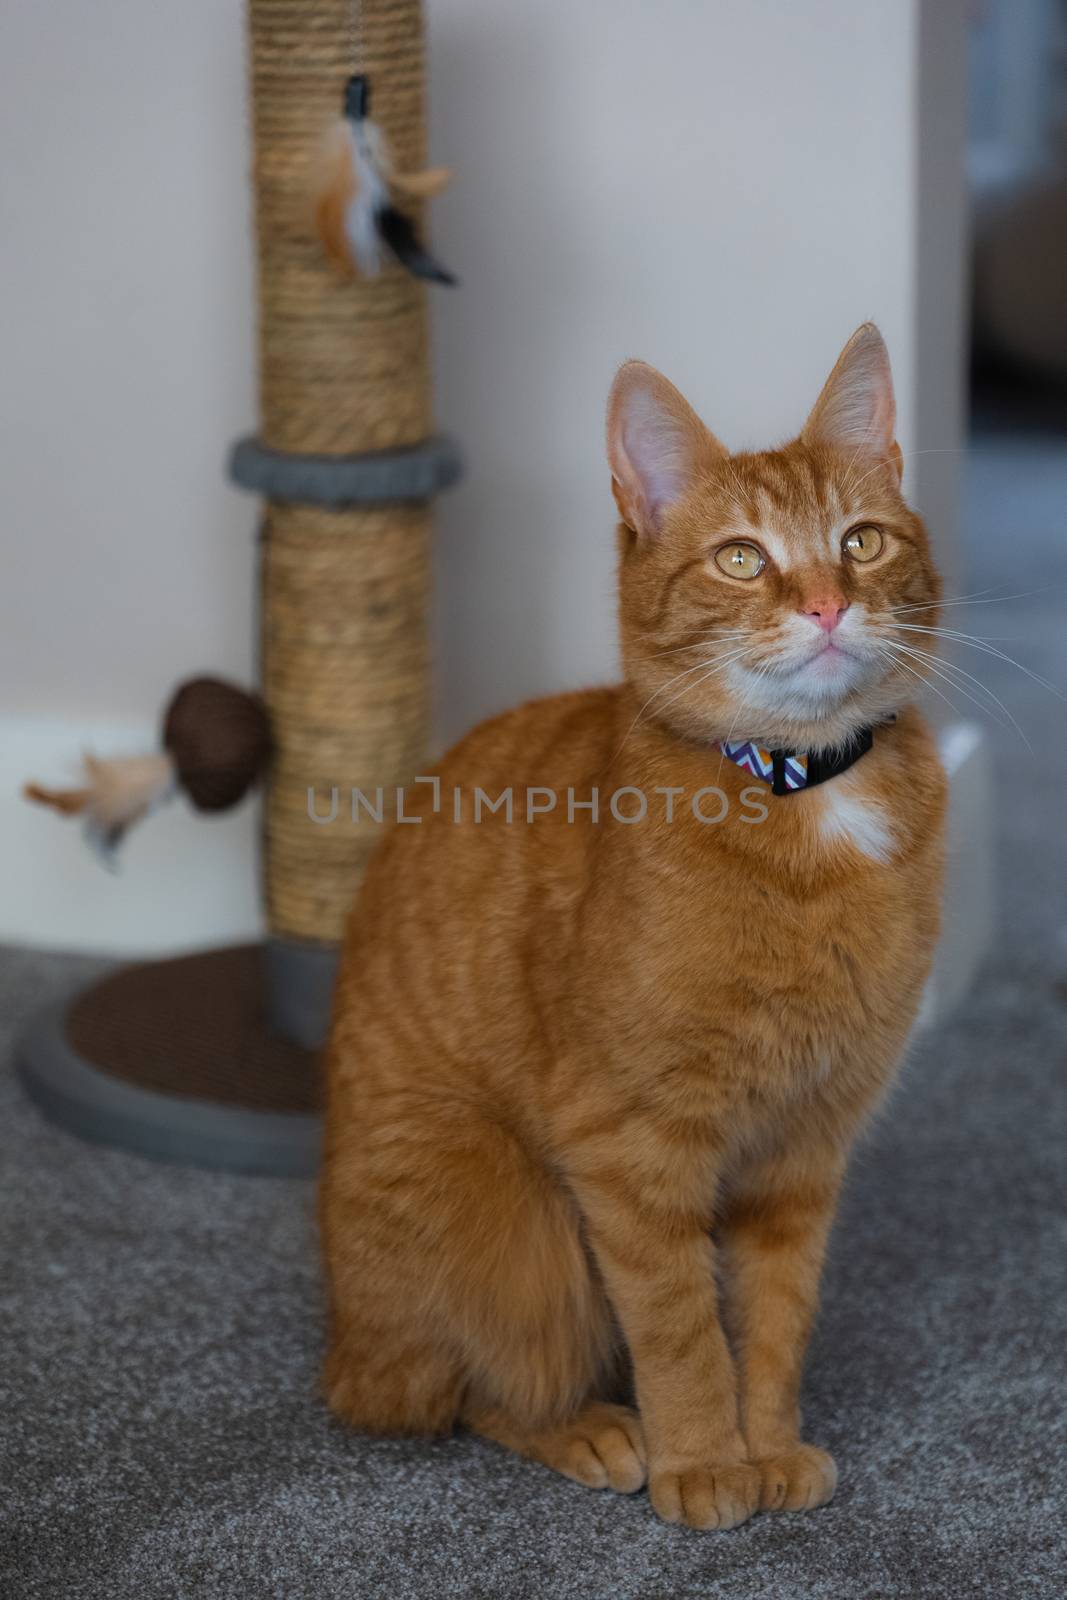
[
  {"left": 842, "top": 524, "right": 884, "bottom": 563},
  {"left": 714, "top": 542, "right": 765, "bottom": 581}
]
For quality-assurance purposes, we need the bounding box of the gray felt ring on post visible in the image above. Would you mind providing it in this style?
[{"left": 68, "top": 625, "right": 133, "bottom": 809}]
[{"left": 229, "top": 435, "right": 464, "bottom": 507}]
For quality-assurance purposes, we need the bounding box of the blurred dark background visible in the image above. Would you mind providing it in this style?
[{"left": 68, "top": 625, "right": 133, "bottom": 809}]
[{"left": 970, "top": 0, "right": 1067, "bottom": 433}]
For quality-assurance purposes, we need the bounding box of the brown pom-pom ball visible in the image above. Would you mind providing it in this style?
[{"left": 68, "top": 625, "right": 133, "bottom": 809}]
[{"left": 163, "top": 677, "right": 272, "bottom": 812}]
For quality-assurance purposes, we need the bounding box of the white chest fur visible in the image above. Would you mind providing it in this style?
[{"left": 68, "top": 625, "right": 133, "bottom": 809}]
[{"left": 814, "top": 772, "right": 895, "bottom": 864}]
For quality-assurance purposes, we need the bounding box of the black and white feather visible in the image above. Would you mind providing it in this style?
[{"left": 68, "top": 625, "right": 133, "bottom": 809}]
[{"left": 314, "top": 75, "right": 456, "bottom": 286}]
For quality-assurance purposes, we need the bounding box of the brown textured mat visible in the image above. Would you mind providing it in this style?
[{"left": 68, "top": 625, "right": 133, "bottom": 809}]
[{"left": 67, "top": 946, "right": 321, "bottom": 1113}]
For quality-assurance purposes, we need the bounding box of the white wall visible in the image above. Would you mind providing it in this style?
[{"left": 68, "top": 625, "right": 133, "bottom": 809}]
[
  {"left": 429, "top": 0, "right": 935, "bottom": 744},
  {"left": 0, "top": 0, "right": 967, "bottom": 952},
  {"left": 915, "top": 0, "right": 971, "bottom": 597},
  {"left": 0, "top": 0, "right": 256, "bottom": 724}
]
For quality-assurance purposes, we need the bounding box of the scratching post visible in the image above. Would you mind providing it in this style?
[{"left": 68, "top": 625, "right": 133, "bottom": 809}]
[
  {"left": 261, "top": 503, "right": 432, "bottom": 943},
  {"left": 249, "top": 0, "right": 433, "bottom": 455},
  {"left": 16, "top": 0, "right": 459, "bottom": 1175},
  {"left": 235, "top": 0, "right": 459, "bottom": 1039}
]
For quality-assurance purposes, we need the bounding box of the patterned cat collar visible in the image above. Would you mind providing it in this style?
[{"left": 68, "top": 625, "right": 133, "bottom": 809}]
[{"left": 717, "top": 727, "right": 877, "bottom": 796}]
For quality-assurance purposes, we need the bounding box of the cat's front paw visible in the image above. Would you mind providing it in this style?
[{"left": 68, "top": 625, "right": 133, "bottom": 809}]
[
  {"left": 754, "top": 1444, "right": 837, "bottom": 1512},
  {"left": 649, "top": 1460, "right": 761, "bottom": 1530}
]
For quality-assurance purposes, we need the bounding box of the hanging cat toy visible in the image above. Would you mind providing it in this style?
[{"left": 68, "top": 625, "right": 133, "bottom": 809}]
[
  {"left": 24, "top": 677, "right": 272, "bottom": 867},
  {"left": 314, "top": 0, "right": 456, "bottom": 285}
]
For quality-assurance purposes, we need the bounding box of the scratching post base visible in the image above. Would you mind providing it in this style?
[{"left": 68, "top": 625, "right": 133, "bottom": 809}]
[{"left": 16, "top": 946, "right": 323, "bottom": 1177}]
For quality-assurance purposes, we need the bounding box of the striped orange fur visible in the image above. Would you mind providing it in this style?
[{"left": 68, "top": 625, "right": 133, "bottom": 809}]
[{"left": 322, "top": 325, "right": 946, "bottom": 1529}]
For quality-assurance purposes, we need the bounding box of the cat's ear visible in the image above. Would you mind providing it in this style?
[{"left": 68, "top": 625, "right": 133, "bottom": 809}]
[
  {"left": 802, "top": 323, "right": 903, "bottom": 485},
  {"left": 607, "top": 361, "right": 726, "bottom": 538}
]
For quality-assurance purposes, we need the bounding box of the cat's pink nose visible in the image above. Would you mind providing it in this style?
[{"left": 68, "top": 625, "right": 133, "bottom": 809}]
[{"left": 802, "top": 597, "right": 849, "bottom": 634}]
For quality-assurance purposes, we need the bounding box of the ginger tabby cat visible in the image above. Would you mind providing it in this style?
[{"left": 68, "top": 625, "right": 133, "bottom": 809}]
[{"left": 322, "top": 324, "right": 946, "bottom": 1530}]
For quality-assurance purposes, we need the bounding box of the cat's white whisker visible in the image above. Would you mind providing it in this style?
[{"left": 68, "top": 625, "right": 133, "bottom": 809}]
[
  {"left": 887, "top": 580, "right": 1067, "bottom": 617},
  {"left": 641, "top": 629, "right": 749, "bottom": 661},
  {"left": 878, "top": 645, "right": 980, "bottom": 732},
  {"left": 886, "top": 582, "right": 1007, "bottom": 613},
  {"left": 613, "top": 644, "right": 756, "bottom": 758},
  {"left": 647, "top": 648, "right": 757, "bottom": 721},
  {"left": 882, "top": 624, "right": 1066, "bottom": 703},
  {"left": 883, "top": 639, "right": 1032, "bottom": 750}
]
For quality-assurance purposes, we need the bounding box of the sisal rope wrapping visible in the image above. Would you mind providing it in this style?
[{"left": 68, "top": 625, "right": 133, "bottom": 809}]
[
  {"left": 248, "top": 0, "right": 433, "bottom": 454},
  {"left": 247, "top": 0, "right": 440, "bottom": 943},
  {"left": 261, "top": 503, "right": 432, "bottom": 941}
]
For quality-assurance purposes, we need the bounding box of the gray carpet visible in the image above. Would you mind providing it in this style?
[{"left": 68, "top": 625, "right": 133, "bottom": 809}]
[{"left": 3, "top": 400, "right": 1067, "bottom": 1598}]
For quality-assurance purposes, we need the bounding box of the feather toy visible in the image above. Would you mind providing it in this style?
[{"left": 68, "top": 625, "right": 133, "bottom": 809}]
[
  {"left": 24, "top": 677, "right": 272, "bottom": 868},
  {"left": 313, "top": 74, "right": 456, "bottom": 285},
  {"left": 25, "top": 753, "right": 176, "bottom": 864}
]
